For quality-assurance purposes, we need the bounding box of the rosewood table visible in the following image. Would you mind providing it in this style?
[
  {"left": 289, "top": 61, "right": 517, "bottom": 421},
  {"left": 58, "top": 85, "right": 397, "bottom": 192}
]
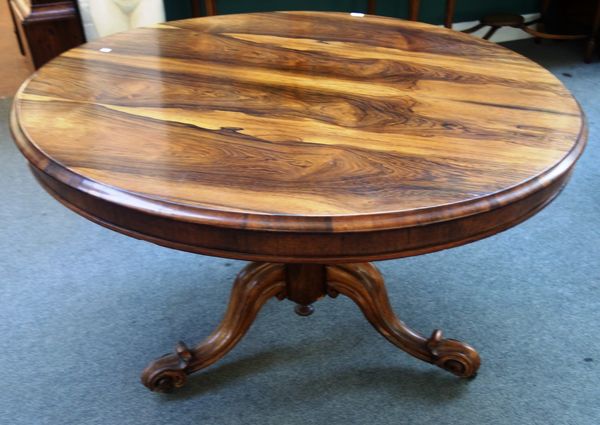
[{"left": 10, "top": 12, "right": 586, "bottom": 392}]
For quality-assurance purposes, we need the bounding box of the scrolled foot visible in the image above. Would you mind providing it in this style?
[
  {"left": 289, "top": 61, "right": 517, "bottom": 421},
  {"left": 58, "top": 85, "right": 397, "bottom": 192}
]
[
  {"left": 145, "top": 368, "right": 188, "bottom": 393},
  {"left": 141, "top": 341, "right": 193, "bottom": 392},
  {"left": 426, "top": 330, "right": 481, "bottom": 378},
  {"left": 327, "top": 263, "right": 481, "bottom": 378},
  {"left": 141, "top": 263, "right": 286, "bottom": 392}
]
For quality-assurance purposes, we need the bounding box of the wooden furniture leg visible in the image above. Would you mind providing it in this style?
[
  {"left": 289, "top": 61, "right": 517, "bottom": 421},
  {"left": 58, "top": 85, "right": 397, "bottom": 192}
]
[
  {"left": 445, "top": 0, "right": 456, "bottom": 29},
  {"left": 535, "top": 0, "right": 552, "bottom": 43},
  {"left": 367, "top": 0, "right": 376, "bottom": 15},
  {"left": 326, "top": 263, "right": 480, "bottom": 378},
  {"left": 585, "top": 0, "right": 600, "bottom": 62},
  {"left": 190, "top": 0, "right": 200, "bottom": 17},
  {"left": 408, "top": 0, "right": 420, "bottom": 21},
  {"left": 141, "top": 263, "right": 287, "bottom": 392},
  {"left": 142, "top": 262, "right": 480, "bottom": 392},
  {"left": 191, "top": 0, "right": 217, "bottom": 17},
  {"left": 205, "top": 0, "right": 217, "bottom": 16},
  {"left": 482, "top": 26, "right": 500, "bottom": 40}
]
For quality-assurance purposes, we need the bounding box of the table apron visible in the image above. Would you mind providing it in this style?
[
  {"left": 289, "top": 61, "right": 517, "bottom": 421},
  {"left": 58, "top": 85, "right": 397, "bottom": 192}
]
[{"left": 30, "top": 165, "right": 572, "bottom": 264}]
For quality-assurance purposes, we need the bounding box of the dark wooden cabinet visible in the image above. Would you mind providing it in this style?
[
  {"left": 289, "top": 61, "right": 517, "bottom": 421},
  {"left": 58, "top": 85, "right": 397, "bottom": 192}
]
[{"left": 9, "top": 0, "right": 85, "bottom": 69}]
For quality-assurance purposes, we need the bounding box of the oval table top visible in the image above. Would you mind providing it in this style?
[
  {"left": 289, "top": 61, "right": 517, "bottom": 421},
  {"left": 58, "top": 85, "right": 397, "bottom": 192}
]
[{"left": 11, "top": 11, "right": 586, "bottom": 262}]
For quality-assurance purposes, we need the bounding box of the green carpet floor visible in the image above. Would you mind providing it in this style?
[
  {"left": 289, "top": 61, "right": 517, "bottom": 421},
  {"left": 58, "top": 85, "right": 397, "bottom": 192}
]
[{"left": 1, "top": 39, "right": 599, "bottom": 425}]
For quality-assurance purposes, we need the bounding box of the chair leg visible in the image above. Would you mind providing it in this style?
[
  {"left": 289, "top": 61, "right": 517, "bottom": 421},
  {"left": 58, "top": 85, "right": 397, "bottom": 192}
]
[
  {"left": 408, "top": 0, "right": 421, "bottom": 21},
  {"left": 367, "top": 0, "right": 376, "bottom": 15},
  {"left": 462, "top": 23, "right": 485, "bottom": 34},
  {"left": 191, "top": 0, "right": 200, "bottom": 17},
  {"left": 444, "top": 0, "right": 456, "bottom": 29},
  {"left": 587, "top": 0, "right": 600, "bottom": 63},
  {"left": 205, "top": 0, "right": 217, "bottom": 16},
  {"left": 483, "top": 26, "right": 499, "bottom": 40}
]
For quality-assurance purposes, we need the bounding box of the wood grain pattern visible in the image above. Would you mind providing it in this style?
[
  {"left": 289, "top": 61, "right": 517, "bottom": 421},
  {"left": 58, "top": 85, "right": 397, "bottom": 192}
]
[
  {"left": 141, "top": 262, "right": 287, "bottom": 392},
  {"left": 11, "top": 11, "right": 586, "bottom": 262},
  {"left": 142, "top": 261, "right": 480, "bottom": 392},
  {"left": 327, "top": 263, "right": 480, "bottom": 378}
]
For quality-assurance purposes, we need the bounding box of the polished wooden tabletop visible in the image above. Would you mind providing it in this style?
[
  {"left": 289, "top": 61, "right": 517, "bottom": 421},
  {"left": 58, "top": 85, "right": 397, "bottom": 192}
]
[{"left": 11, "top": 11, "right": 586, "bottom": 262}]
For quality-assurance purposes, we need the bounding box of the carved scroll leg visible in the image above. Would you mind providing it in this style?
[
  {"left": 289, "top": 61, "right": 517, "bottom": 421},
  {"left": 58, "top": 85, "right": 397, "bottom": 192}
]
[
  {"left": 141, "top": 262, "right": 286, "bottom": 392},
  {"left": 326, "top": 263, "right": 480, "bottom": 378}
]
